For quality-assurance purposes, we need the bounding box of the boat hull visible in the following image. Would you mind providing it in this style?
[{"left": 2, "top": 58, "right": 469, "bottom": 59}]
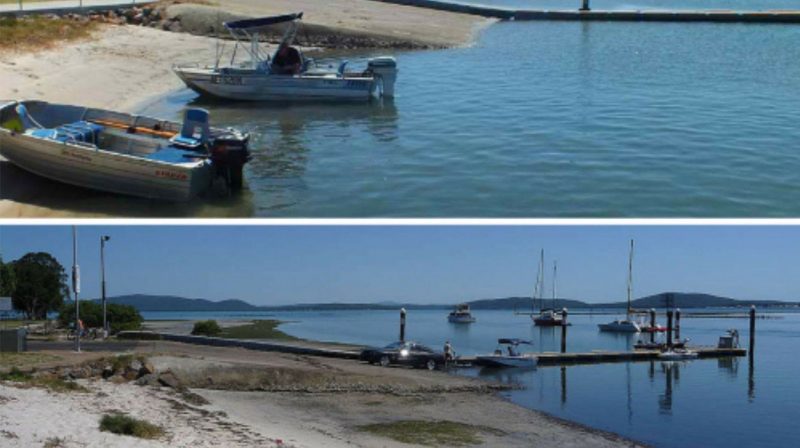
[
  {"left": 448, "top": 315, "right": 476, "bottom": 323},
  {"left": 0, "top": 131, "right": 211, "bottom": 201},
  {"left": 175, "top": 68, "right": 377, "bottom": 102},
  {"left": 476, "top": 355, "right": 537, "bottom": 368},
  {"left": 598, "top": 323, "right": 641, "bottom": 333}
]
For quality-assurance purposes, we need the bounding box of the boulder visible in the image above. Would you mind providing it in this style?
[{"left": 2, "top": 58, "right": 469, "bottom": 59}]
[
  {"left": 135, "top": 373, "right": 159, "bottom": 387},
  {"left": 109, "top": 374, "right": 127, "bottom": 384},
  {"left": 138, "top": 362, "right": 156, "bottom": 378},
  {"left": 157, "top": 372, "right": 181, "bottom": 389},
  {"left": 101, "top": 365, "right": 114, "bottom": 379}
]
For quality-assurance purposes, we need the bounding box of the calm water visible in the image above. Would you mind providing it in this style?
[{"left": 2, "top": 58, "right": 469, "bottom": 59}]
[
  {"left": 457, "top": 0, "right": 800, "bottom": 10},
  {"left": 136, "top": 18, "right": 800, "bottom": 217},
  {"left": 145, "top": 308, "right": 800, "bottom": 447}
]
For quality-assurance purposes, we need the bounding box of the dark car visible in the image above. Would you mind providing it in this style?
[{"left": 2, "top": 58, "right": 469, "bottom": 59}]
[{"left": 359, "top": 341, "right": 445, "bottom": 370}]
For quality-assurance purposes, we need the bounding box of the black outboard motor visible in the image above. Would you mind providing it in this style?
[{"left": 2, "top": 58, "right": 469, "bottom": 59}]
[{"left": 210, "top": 129, "right": 251, "bottom": 191}]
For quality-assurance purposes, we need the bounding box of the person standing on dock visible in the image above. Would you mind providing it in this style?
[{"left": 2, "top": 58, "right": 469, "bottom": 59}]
[{"left": 444, "top": 340, "right": 455, "bottom": 366}]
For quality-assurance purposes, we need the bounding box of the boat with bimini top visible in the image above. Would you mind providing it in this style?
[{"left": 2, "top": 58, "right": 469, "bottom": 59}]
[
  {"left": 476, "top": 339, "right": 537, "bottom": 368},
  {"left": 173, "top": 13, "right": 398, "bottom": 102},
  {"left": 0, "top": 100, "right": 250, "bottom": 201}
]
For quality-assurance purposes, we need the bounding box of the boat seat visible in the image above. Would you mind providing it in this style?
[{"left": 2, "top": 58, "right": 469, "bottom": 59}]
[
  {"left": 146, "top": 146, "right": 204, "bottom": 164},
  {"left": 170, "top": 108, "right": 209, "bottom": 149},
  {"left": 24, "top": 121, "right": 104, "bottom": 144}
]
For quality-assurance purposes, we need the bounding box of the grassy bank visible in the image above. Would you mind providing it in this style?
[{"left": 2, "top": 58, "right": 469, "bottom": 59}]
[
  {"left": 0, "top": 15, "right": 98, "bottom": 53},
  {"left": 0, "top": 352, "right": 60, "bottom": 370},
  {"left": 357, "top": 420, "right": 505, "bottom": 446},
  {"left": 0, "top": 367, "right": 88, "bottom": 393},
  {"left": 219, "top": 320, "right": 298, "bottom": 341}
]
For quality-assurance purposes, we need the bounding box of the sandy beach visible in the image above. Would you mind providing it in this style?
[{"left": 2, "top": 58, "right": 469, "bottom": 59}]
[{"left": 0, "top": 339, "right": 643, "bottom": 447}]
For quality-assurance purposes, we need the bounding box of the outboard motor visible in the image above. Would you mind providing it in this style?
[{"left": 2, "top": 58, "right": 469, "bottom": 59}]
[
  {"left": 210, "top": 129, "right": 251, "bottom": 191},
  {"left": 367, "top": 57, "right": 398, "bottom": 98}
]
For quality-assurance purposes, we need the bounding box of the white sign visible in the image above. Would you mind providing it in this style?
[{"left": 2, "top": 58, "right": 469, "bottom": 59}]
[{"left": 0, "top": 297, "right": 11, "bottom": 312}]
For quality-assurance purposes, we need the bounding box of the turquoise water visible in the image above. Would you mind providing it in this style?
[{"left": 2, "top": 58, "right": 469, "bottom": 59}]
[
  {"left": 141, "top": 19, "right": 800, "bottom": 217},
  {"left": 144, "top": 308, "right": 800, "bottom": 447}
]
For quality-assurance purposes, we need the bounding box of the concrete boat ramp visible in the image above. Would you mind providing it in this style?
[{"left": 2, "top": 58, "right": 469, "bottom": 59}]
[{"left": 374, "top": 0, "right": 800, "bottom": 24}]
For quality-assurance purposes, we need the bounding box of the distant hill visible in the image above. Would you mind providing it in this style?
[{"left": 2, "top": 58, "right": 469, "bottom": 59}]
[
  {"left": 103, "top": 295, "right": 260, "bottom": 312},
  {"left": 96, "top": 292, "right": 797, "bottom": 313}
]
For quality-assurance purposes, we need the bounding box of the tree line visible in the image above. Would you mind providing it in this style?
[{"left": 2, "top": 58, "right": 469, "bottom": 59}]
[{"left": 1, "top": 252, "right": 141, "bottom": 333}]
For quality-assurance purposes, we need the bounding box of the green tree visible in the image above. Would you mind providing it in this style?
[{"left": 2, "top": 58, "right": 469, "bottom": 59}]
[
  {"left": 0, "top": 255, "right": 15, "bottom": 297},
  {"left": 58, "top": 301, "right": 143, "bottom": 334},
  {"left": 11, "top": 252, "right": 69, "bottom": 319}
]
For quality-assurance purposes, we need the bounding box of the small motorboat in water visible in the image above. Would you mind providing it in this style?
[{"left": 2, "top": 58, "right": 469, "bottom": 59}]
[
  {"left": 0, "top": 100, "right": 250, "bottom": 201},
  {"left": 448, "top": 304, "right": 476, "bottom": 323},
  {"left": 476, "top": 339, "right": 537, "bottom": 368},
  {"left": 598, "top": 319, "right": 642, "bottom": 333},
  {"left": 173, "top": 12, "right": 398, "bottom": 102},
  {"left": 658, "top": 348, "right": 698, "bottom": 361}
]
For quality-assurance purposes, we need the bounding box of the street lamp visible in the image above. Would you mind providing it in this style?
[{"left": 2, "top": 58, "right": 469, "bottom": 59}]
[
  {"left": 100, "top": 235, "right": 110, "bottom": 338},
  {"left": 72, "top": 226, "right": 81, "bottom": 353}
]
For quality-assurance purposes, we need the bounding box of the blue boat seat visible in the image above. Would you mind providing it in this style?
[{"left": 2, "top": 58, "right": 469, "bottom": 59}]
[
  {"left": 170, "top": 108, "right": 209, "bottom": 149},
  {"left": 24, "top": 120, "right": 104, "bottom": 144}
]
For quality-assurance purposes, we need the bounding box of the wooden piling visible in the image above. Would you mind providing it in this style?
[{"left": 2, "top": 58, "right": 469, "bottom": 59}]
[
  {"left": 649, "top": 308, "right": 656, "bottom": 343},
  {"left": 675, "top": 308, "right": 681, "bottom": 341},
  {"left": 749, "top": 305, "right": 755, "bottom": 360},
  {"left": 400, "top": 307, "right": 406, "bottom": 342},
  {"left": 666, "top": 310, "right": 674, "bottom": 349},
  {"left": 580, "top": 0, "right": 590, "bottom": 11},
  {"left": 560, "top": 308, "right": 568, "bottom": 353}
]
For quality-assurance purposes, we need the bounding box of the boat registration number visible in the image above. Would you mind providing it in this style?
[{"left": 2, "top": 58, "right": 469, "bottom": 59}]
[{"left": 211, "top": 75, "right": 244, "bottom": 85}]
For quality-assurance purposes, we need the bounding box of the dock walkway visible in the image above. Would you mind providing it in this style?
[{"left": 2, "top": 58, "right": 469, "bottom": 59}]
[
  {"left": 372, "top": 0, "right": 800, "bottom": 24},
  {"left": 458, "top": 347, "right": 746, "bottom": 367}
]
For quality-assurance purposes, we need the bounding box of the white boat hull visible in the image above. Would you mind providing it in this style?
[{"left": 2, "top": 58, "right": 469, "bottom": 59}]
[
  {"left": 175, "top": 68, "right": 378, "bottom": 102},
  {"left": 448, "top": 315, "right": 476, "bottom": 323},
  {"left": 477, "top": 355, "right": 537, "bottom": 368},
  {"left": 598, "top": 321, "right": 641, "bottom": 333},
  {"left": 0, "top": 131, "right": 211, "bottom": 201},
  {"left": 658, "top": 351, "right": 698, "bottom": 361}
]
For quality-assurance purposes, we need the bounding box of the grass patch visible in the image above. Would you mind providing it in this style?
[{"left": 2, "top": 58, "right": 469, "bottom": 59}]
[
  {"left": 43, "top": 437, "right": 66, "bottom": 448},
  {"left": 0, "top": 320, "right": 45, "bottom": 329},
  {"left": 0, "top": 367, "right": 88, "bottom": 393},
  {"left": 0, "top": 15, "right": 98, "bottom": 53},
  {"left": 191, "top": 320, "right": 222, "bottom": 337},
  {"left": 99, "top": 413, "right": 164, "bottom": 439},
  {"left": 357, "top": 420, "right": 502, "bottom": 447},
  {"left": 0, "top": 352, "right": 60, "bottom": 369},
  {"left": 218, "top": 320, "right": 297, "bottom": 341}
]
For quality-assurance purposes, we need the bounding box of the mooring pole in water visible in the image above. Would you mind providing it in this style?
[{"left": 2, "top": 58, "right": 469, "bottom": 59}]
[
  {"left": 399, "top": 307, "right": 406, "bottom": 342},
  {"left": 649, "top": 308, "right": 656, "bottom": 343},
  {"left": 666, "top": 310, "right": 674, "bottom": 349},
  {"left": 580, "top": 0, "right": 591, "bottom": 11},
  {"left": 560, "top": 308, "right": 568, "bottom": 353},
  {"left": 675, "top": 308, "right": 681, "bottom": 341},
  {"left": 749, "top": 305, "right": 756, "bottom": 360}
]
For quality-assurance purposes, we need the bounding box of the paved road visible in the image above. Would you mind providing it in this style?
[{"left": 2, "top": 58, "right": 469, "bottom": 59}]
[{"left": 0, "top": 0, "right": 143, "bottom": 14}]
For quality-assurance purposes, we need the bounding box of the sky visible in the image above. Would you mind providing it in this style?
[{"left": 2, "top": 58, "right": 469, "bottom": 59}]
[{"left": 0, "top": 225, "right": 797, "bottom": 305}]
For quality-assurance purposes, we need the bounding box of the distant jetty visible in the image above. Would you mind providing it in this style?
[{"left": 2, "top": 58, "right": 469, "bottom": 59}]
[{"left": 371, "top": 0, "right": 800, "bottom": 24}]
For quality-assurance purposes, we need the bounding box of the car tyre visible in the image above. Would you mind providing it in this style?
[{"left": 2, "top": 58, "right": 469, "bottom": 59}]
[
  {"left": 426, "top": 359, "right": 436, "bottom": 371},
  {"left": 380, "top": 355, "right": 390, "bottom": 367}
]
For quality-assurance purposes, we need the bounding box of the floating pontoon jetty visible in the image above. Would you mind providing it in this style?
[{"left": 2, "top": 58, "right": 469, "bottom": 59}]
[
  {"left": 459, "top": 347, "right": 746, "bottom": 367},
  {"left": 373, "top": 0, "right": 800, "bottom": 24}
]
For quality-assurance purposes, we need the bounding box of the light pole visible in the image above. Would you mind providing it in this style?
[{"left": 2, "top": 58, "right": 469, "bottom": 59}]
[
  {"left": 100, "top": 235, "right": 110, "bottom": 338},
  {"left": 72, "top": 226, "right": 81, "bottom": 353}
]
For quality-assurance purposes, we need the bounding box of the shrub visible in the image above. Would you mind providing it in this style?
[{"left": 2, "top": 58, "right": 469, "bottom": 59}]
[
  {"left": 191, "top": 320, "right": 221, "bottom": 337},
  {"left": 99, "top": 413, "right": 163, "bottom": 439},
  {"left": 57, "top": 301, "right": 143, "bottom": 334}
]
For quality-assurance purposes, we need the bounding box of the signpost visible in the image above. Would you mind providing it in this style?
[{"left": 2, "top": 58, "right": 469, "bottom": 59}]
[{"left": 0, "top": 297, "right": 10, "bottom": 355}]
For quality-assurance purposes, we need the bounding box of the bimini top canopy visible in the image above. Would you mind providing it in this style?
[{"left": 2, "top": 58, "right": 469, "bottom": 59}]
[
  {"left": 498, "top": 339, "right": 532, "bottom": 345},
  {"left": 223, "top": 12, "right": 303, "bottom": 31}
]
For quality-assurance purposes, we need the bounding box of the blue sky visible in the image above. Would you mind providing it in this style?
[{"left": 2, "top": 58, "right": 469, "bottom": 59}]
[{"left": 0, "top": 225, "right": 797, "bottom": 305}]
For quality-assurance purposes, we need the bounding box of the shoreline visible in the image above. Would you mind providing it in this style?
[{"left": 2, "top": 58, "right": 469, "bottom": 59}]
[{"left": 1, "top": 328, "right": 646, "bottom": 447}]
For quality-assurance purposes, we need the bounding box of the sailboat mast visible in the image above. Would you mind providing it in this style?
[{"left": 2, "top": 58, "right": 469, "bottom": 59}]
[
  {"left": 627, "top": 239, "right": 634, "bottom": 318},
  {"left": 552, "top": 261, "right": 557, "bottom": 310},
  {"left": 539, "top": 249, "right": 545, "bottom": 311}
]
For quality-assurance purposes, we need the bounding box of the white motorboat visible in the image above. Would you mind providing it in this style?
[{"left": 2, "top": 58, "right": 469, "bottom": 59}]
[
  {"left": 0, "top": 100, "right": 250, "bottom": 201},
  {"left": 599, "top": 240, "right": 642, "bottom": 333},
  {"left": 658, "top": 348, "right": 698, "bottom": 360},
  {"left": 173, "top": 13, "right": 398, "bottom": 102},
  {"left": 448, "top": 304, "right": 476, "bottom": 323},
  {"left": 476, "top": 339, "right": 537, "bottom": 368}
]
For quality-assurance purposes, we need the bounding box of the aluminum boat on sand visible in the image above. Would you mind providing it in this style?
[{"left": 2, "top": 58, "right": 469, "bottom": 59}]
[
  {"left": 0, "top": 100, "right": 250, "bottom": 201},
  {"left": 173, "top": 13, "right": 398, "bottom": 102}
]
